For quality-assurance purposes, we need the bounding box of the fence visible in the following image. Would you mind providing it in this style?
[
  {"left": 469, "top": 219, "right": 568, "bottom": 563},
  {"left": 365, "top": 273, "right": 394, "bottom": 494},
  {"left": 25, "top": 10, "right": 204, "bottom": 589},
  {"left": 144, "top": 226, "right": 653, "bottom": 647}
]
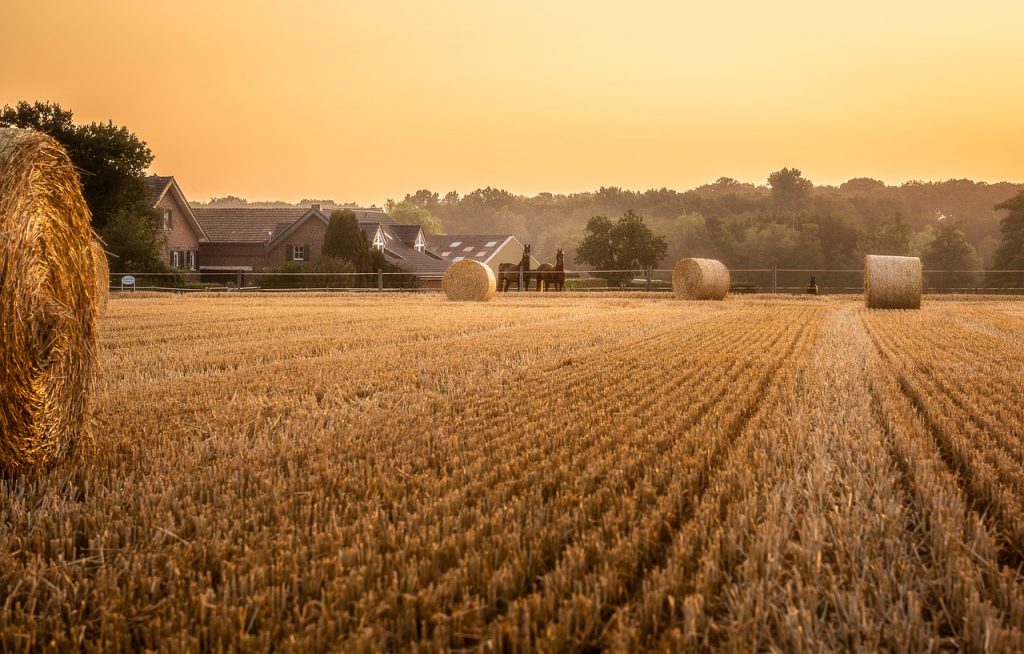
[{"left": 105, "top": 268, "right": 1024, "bottom": 295}]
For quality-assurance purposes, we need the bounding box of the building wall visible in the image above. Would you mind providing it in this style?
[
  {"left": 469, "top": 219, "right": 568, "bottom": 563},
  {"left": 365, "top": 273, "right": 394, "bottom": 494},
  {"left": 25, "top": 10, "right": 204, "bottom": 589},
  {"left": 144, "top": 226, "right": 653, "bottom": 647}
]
[
  {"left": 199, "top": 243, "right": 265, "bottom": 271},
  {"left": 155, "top": 189, "right": 200, "bottom": 271},
  {"left": 265, "top": 217, "right": 327, "bottom": 268}
]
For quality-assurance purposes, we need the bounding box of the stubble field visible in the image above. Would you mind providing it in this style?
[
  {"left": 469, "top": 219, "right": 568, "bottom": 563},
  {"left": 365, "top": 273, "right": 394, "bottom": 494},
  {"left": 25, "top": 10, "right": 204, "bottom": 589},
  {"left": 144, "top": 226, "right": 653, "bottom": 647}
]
[{"left": 2, "top": 293, "right": 1024, "bottom": 652}]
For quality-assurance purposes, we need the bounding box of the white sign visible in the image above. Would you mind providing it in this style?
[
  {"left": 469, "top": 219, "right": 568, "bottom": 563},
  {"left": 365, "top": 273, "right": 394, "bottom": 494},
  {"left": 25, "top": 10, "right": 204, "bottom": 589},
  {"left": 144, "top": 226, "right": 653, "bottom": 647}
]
[{"left": 121, "top": 275, "right": 136, "bottom": 287}]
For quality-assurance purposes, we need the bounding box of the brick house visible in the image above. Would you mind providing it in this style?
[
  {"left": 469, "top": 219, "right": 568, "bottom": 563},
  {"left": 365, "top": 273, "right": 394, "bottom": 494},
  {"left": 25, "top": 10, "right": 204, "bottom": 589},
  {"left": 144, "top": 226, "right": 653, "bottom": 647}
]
[
  {"left": 147, "top": 176, "right": 209, "bottom": 276},
  {"left": 188, "top": 203, "right": 451, "bottom": 285}
]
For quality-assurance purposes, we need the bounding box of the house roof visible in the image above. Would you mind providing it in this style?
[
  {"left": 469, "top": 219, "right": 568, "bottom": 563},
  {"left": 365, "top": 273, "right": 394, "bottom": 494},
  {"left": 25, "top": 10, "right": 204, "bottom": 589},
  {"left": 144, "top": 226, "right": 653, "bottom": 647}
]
[
  {"left": 427, "top": 234, "right": 517, "bottom": 264},
  {"left": 359, "top": 222, "right": 450, "bottom": 278},
  {"left": 192, "top": 207, "right": 312, "bottom": 243},
  {"left": 146, "top": 175, "right": 174, "bottom": 205}
]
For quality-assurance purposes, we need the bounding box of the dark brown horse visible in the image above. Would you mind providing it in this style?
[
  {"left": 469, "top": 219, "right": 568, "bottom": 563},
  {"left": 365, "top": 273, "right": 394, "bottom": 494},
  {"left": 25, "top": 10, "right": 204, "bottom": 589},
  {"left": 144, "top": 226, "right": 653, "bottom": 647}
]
[
  {"left": 536, "top": 248, "right": 566, "bottom": 292},
  {"left": 498, "top": 244, "right": 531, "bottom": 292}
]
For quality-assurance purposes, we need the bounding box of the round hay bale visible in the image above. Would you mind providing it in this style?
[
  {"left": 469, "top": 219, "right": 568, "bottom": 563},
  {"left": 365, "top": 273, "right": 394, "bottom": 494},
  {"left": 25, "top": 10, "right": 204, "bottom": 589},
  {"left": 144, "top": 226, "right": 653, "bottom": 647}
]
[
  {"left": 672, "top": 258, "right": 730, "bottom": 300},
  {"left": 442, "top": 259, "right": 496, "bottom": 301},
  {"left": 864, "top": 255, "right": 922, "bottom": 309},
  {"left": 92, "top": 241, "right": 109, "bottom": 312},
  {"left": 0, "top": 128, "right": 100, "bottom": 472}
]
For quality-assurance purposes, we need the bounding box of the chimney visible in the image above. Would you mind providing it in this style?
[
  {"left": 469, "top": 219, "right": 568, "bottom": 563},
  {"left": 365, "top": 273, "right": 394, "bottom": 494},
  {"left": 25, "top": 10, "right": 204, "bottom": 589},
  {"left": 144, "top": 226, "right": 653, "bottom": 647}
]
[{"left": 311, "top": 203, "right": 322, "bottom": 211}]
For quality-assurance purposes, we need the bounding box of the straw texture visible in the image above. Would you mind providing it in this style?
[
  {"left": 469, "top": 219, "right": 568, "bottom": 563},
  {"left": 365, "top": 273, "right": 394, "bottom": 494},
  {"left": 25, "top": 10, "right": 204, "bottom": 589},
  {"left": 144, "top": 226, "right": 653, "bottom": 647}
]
[
  {"left": 0, "top": 128, "right": 100, "bottom": 472},
  {"left": 672, "top": 258, "right": 730, "bottom": 300},
  {"left": 864, "top": 255, "right": 922, "bottom": 310},
  {"left": 92, "top": 241, "right": 109, "bottom": 312},
  {"left": 442, "top": 259, "right": 496, "bottom": 301}
]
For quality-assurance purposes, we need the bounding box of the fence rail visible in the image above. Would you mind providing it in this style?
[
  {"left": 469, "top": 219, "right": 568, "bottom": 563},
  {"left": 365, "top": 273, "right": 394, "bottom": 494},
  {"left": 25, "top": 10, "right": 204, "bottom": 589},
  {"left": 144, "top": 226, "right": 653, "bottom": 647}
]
[{"left": 105, "top": 268, "right": 1024, "bottom": 295}]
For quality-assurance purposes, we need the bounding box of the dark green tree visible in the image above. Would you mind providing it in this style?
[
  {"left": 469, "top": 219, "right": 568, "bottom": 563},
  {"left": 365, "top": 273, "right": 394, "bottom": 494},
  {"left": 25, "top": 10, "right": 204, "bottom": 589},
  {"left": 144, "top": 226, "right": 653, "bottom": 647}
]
[
  {"left": 323, "top": 209, "right": 371, "bottom": 269},
  {"left": 576, "top": 210, "right": 667, "bottom": 286},
  {"left": 921, "top": 221, "right": 981, "bottom": 289},
  {"left": 0, "top": 100, "right": 165, "bottom": 272},
  {"left": 989, "top": 191, "right": 1024, "bottom": 287}
]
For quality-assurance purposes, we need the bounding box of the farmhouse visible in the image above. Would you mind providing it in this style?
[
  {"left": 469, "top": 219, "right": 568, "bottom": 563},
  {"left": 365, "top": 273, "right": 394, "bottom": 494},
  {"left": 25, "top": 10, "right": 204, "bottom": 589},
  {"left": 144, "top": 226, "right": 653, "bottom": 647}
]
[
  {"left": 146, "top": 175, "right": 533, "bottom": 287},
  {"left": 147, "top": 175, "right": 209, "bottom": 277}
]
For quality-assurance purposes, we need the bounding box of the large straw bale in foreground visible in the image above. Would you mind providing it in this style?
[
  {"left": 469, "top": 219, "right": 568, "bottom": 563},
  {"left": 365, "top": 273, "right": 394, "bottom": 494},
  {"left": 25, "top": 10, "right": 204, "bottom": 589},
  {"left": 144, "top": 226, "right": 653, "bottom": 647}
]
[
  {"left": 0, "top": 128, "right": 100, "bottom": 472},
  {"left": 442, "top": 259, "right": 496, "bottom": 301},
  {"left": 673, "top": 258, "right": 730, "bottom": 300},
  {"left": 864, "top": 255, "right": 922, "bottom": 310}
]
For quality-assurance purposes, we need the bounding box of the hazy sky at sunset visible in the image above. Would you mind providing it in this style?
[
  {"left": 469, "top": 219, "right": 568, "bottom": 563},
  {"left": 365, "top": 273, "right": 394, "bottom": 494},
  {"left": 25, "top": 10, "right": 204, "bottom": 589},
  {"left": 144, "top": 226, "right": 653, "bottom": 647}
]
[{"left": 3, "top": 1, "right": 1022, "bottom": 205}]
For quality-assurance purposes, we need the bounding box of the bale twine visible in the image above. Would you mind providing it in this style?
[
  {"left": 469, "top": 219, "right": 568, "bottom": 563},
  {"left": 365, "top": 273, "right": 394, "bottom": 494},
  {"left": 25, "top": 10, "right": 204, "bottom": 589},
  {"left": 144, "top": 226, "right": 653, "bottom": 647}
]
[
  {"left": 442, "top": 259, "right": 496, "bottom": 301},
  {"left": 0, "top": 128, "right": 100, "bottom": 472},
  {"left": 672, "top": 258, "right": 730, "bottom": 300},
  {"left": 92, "top": 241, "right": 109, "bottom": 312},
  {"left": 864, "top": 255, "right": 922, "bottom": 309}
]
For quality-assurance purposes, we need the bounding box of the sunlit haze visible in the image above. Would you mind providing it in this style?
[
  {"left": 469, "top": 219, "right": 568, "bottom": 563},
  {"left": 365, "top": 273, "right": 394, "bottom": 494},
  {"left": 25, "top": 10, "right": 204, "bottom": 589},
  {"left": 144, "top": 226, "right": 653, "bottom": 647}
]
[{"left": 3, "top": 0, "right": 1022, "bottom": 204}]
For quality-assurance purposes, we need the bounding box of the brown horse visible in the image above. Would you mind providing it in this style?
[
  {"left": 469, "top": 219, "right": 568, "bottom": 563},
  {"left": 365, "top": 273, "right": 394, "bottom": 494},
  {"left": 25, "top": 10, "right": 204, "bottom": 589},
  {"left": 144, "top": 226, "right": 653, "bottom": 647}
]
[
  {"left": 537, "top": 248, "right": 565, "bottom": 292},
  {"left": 498, "top": 244, "right": 531, "bottom": 292}
]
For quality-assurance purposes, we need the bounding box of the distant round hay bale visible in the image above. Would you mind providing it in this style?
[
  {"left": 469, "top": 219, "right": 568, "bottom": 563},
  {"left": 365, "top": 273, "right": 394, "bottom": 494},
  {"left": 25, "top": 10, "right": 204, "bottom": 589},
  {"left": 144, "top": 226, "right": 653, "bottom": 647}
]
[
  {"left": 672, "top": 258, "right": 730, "bottom": 300},
  {"left": 92, "top": 241, "right": 109, "bottom": 312},
  {"left": 0, "top": 128, "right": 100, "bottom": 472},
  {"left": 442, "top": 259, "right": 496, "bottom": 301},
  {"left": 864, "top": 255, "right": 921, "bottom": 309}
]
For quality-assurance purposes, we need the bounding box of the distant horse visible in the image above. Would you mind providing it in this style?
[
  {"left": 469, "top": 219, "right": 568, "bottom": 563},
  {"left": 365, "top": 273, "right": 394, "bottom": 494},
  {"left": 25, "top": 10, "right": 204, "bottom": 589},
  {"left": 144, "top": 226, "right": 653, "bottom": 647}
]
[
  {"left": 807, "top": 275, "right": 819, "bottom": 295},
  {"left": 536, "top": 248, "right": 566, "bottom": 292},
  {"left": 498, "top": 245, "right": 531, "bottom": 292}
]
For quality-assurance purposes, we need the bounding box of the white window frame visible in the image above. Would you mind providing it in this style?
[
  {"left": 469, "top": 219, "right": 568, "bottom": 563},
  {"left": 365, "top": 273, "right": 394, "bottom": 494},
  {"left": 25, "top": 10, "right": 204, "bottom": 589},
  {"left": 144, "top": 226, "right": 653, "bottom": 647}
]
[
  {"left": 415, "top": 233, "right": 425, "bottom": 253},
  {"left": 188, "top": 250, "right": 196, "bottom": 271},
  {"left": 171, "top": 251, "right": 180, "bottom": 267},
  {"left": 373, "top": 231, "right": 385, "bottom": 252},
  {"left": 163, "top": 209, "right": 171, "bottom": 230},
  {"left": 292, "top": 244, "right": 305, "bottom": 261}
]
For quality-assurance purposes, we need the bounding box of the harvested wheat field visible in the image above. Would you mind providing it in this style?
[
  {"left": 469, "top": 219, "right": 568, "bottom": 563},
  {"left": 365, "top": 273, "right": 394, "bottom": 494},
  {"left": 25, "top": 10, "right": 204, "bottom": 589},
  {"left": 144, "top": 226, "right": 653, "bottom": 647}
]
[{"left": 3, "top": 293, "right": 1024, "bottom": 652}]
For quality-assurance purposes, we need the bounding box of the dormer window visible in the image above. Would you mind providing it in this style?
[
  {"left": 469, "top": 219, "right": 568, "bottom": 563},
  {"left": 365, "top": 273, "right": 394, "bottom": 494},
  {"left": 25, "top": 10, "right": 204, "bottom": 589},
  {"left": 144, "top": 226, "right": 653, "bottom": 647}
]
[
  {"left": 162, "top": 209, "right": 171, "bottom": 230},
  {"left": 292, "top": 244, "right": 305, "bottom": 261},
  {"left": 415, "top": 233, "right": 425, "bottom": 253},
  {"left": 372, "top": 230, "right": 385, "bottom": 252}
]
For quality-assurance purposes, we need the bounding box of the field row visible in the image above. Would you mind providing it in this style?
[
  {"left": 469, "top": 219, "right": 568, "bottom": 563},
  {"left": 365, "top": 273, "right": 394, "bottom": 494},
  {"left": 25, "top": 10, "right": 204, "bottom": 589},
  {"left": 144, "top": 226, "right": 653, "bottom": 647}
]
[{"left": 2, "top": 294, "right": 1023, "bottom": 651}]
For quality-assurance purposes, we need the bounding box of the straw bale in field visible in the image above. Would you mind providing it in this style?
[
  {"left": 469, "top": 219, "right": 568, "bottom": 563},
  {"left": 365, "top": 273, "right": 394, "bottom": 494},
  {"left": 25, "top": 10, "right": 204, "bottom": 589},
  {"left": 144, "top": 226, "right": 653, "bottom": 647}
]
[
  {"left": 442, "top": 259, "right": 496, "bottom": 301},
  {"left": 0, "top": 128, "right": 100, "bottom": 472},
  {"left": 672, "top": 258, "right": 730, "bottom": 300},
  {"left": 864, "top": 255, "right": 921, "bottom": 310}
]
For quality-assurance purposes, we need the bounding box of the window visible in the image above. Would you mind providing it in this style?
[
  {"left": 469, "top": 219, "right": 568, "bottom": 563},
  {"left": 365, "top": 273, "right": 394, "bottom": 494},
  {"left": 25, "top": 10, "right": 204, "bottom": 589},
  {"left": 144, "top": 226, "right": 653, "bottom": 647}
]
[
  {"left": 415, "top": 233, "right": 425, "bottom": 253},
  {"left": 293, "top": 245, "right": 305, "bottom": 261},
  {"left": 485, "top": 240, "right": 498, "bottom": 247},
  {"left": 372, "top": 231, "right": 385, "bottom": 251},
  {"left": 162, "top": 209, "right": 171, "bottom": 230},
  {"left": 475, "top": 251, "right": 486, "bottom": 258},
  {"left": 449, "top": 241, "right": 462, "bottom": 248},
  {"left": 171, "top": 251, "right": 180, "bottom": 267},
  {"left": 188, "top": 251, "right": 196, "bottom": 271},
  {"left": 452, "top": 256, "right": 464, "bottom": 262},
  {"left": 440, "top": 251, "right": 451, "bottom": 257},
  {"left": 463, "top": 246, "right": 474, "bottom": 252}
]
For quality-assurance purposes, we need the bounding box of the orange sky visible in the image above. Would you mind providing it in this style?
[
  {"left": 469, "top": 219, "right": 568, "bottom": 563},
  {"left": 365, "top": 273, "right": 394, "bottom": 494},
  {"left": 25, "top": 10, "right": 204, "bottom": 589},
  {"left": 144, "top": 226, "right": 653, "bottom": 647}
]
[{"left": 3, "top": 1, "right": 1022, "bottom": 205}]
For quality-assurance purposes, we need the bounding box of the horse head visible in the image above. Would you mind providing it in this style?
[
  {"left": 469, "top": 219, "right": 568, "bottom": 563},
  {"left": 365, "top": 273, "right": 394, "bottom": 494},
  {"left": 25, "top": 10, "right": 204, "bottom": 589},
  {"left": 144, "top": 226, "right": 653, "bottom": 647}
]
[{"left": 556, "top": 248, "right": 564, "bottom": 266}]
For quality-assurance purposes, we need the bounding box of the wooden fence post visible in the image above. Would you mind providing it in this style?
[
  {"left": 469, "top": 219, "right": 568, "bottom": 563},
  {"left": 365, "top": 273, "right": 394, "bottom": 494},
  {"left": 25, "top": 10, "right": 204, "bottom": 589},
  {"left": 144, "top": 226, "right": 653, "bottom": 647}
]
[
  {"left": 519, "top": 268, "right": 525, "bottom": 292},
  {"left": 645, "top": 266, "right": 652, "bottom": 292},
  {"left": 377, "top": 269, "right": 383, "bottom": 291}
]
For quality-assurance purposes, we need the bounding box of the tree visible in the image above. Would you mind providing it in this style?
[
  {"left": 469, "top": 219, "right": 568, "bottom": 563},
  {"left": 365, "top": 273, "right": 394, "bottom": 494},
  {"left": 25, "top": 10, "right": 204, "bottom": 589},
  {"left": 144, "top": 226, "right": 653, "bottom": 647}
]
[
  {"left": 323, "top": 209, "right": 371, "bottom": 269},
  {"left": 0, "top": 100, "right": 165, "bottom": 271},
  {"left": 390, "top": 201, "right": 444, "bottom": 235},
  {"left": 404, "top": 189, "right": 441, "bottom": 211},
  {"left": 576, "top": 210, "right": 667, "bottom": 286},
  {"left": 921, "top": 221, "right": 981, "bottom": 288},
  {"left": 768, "top": 167, "right": 812, "bottom": 209},
  {"left": 989, "top": 191, "right": 1024, "bottom": 287}
]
